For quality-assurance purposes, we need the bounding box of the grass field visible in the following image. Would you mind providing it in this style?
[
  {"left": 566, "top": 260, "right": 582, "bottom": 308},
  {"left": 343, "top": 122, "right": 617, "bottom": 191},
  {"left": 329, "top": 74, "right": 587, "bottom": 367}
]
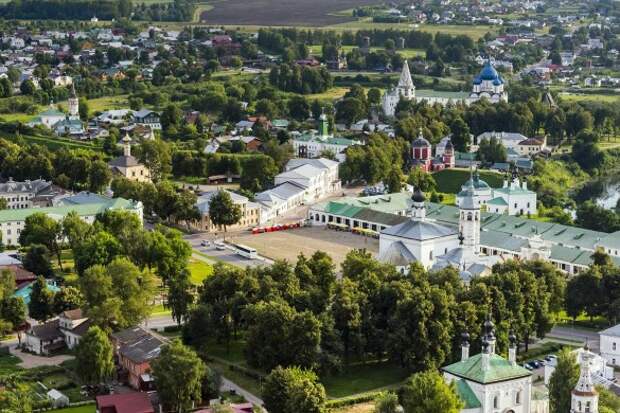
[
  {"left": 432, "top": 168, "right": 504, "bottom": 194},
  {"left": 334, "top": 402, "right": 375, "bottom": 413},
  {"left": 559, "top": 92, "right": 620, "bottom": 103},
  {"left": 189, "top": 257, "right": 213, "bottom": 285},
  {"left": 87, "top": 94, "right": 129, "bottom": 115},
  {"left": 1, "top": 131, "right": 102, "bottom": 152},
  {"left": 310, "top": 44, "right": 426, "bottom": 59},
  {"left": 0, "top": 353, "right": 23, "bottom": 376},
  {"left": 47, "top": 406, "right": 95, "bottom": 413},
  {"left": 321, "top": 361, "right": 408, "bottom": 398},
  {"left": 327, "top": 20, "right": 495, "bottom": 40}
]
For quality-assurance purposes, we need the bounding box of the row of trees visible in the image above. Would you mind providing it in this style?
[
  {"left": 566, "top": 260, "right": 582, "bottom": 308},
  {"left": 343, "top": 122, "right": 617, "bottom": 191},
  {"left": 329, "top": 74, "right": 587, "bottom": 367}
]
[{"left": 183, "top": 249, "right": 564, "bottom": 375}]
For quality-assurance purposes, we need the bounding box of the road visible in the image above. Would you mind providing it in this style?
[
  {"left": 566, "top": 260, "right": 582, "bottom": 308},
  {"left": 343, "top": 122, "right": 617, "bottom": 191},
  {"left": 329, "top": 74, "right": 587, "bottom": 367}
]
[
  {"left": 548, "top": 325, "right": 600, "bottom": 352},
  {"left": 221, "top": 377, "right": 265, "bottom": 408}
]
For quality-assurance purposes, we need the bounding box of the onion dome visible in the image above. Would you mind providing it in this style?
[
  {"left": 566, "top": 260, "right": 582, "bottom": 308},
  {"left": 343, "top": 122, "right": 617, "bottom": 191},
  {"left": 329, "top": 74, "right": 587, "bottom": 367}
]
[
  {"left": 412, "top": 128, "right": 431, "bottom": 148},
  {"left": 444, "top": 139, "right": 454, "bottom": 150},
  {"left": 480, "top": 60, "right": 500, "bottom": 81},
  {"left": 509, "top": 331, "right": 517, "bottom": 346},
  {"left": 484, "top": 316, "right": 495, "bottom": 339},
  {"left": 412, "top": 188, "right": 426, "bottom": 203},
  {"left": 461, "top": 331, "right": 470, "bottom": 345}
]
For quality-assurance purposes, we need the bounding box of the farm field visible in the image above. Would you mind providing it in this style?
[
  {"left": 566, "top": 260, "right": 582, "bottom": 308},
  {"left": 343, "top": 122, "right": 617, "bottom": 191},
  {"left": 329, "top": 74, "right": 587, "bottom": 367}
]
[
  {"left": 559, "top": 92, "right": 620, "bottom": 103},
  {"left": 199, "top": 0, "right": 383, "bottom": 26}
]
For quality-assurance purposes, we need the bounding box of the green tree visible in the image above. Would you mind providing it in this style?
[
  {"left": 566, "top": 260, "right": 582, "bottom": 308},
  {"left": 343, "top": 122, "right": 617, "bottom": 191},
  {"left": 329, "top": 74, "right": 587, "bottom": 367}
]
[
  {"left": 18, "top": 213, "right": 63, "bottom": 267},
  {"left": 22, "top": 244, "right": 53, "bottom": 277},
  {"left": 208, "top": 190, "right": 242, "bottom": 234},
  {"left": 152, "top": 340, "right": 206, "bottom": 413},
  {"left": 384, "top": 168, "right": 403, "bottom": 193},
  {"left": 168, "top": 269, "right": 194, "bottom": 325},
  {"left": 89, "top": 160, "right": 112, "bottom": 193},
  {"left": 75, "top": 326, "right": 114, "bottom": 385},
  {"left": 407, "top": 167, "right": 437, "bottom": 192},
  {"left": 78, "top": 98, "right": 89, "bottom": 121},
  {"left": 401, "top": 371, "right": 463, "bottom": 413},
  {"left": 53, "top": 286, "right": 84, "bottom": 314},
  {"left": 374, "top": 392, "right": 400, "bottom": 413},
  {"left": 28, "top": 276, "right": 55, "bottom": 322},
  {"left": 477, "top": 137, "right": 507, "bottom": 165},
  {"left": 263, "top": 366, "right": 326, "bottom": 413},
  {"left": 549, "top": 348, "right": 579, "bottom": 413}
]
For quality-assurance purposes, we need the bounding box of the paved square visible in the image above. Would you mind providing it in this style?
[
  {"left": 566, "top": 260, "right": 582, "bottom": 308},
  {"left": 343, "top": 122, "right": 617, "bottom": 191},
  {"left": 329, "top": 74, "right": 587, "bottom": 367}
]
[{"left": 228, "top": 226, "right": 379, "bottom": 269}]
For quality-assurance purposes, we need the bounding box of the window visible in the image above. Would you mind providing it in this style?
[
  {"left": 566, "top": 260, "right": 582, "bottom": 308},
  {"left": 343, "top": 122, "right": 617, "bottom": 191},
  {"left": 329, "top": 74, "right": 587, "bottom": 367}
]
[
  {"left": 429, "top": 251, "right": 433, "bottom": 260},
  {"left": 493, "top": 395, "right": 499, "bottom": 409},
  {"left": 586, "top": 401, "right": 591, "bottom": 412},
  {"left": 515, "top": 390, "right": 521, "bottom": 405},
  {"left": 614, "top": 342, "right": 617, "bottom": 351}
]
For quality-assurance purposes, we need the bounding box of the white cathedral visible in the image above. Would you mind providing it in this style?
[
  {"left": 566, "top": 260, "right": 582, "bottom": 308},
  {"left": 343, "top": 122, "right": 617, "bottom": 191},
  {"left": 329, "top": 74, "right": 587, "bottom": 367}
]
[
  {"left": 377, "top": 175, "right": 550, "bottom": 278},
  {"left": 381, "top": 59, "right": 508, "bottom": 117}
]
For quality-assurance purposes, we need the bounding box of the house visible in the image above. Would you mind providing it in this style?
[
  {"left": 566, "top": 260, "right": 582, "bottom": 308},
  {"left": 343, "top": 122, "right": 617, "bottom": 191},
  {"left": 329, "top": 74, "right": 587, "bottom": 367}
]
[
  {"left": 0, "top": 179, "right": 66, "bottom": 209},
  {"left": 132, "top": 109, "right": 161, "bottom": 130},
  {"left": 599, "top": 324, "right": 620, "bottom": 367},
  {"left": 0, "top": 196, "right": 142, "bottom": 247},
  {"left": 195, "top": 190, "right": 261, "bottom": 232},
  {"left": 255, "top": 182, "right": 306, "bottom": 224},
  {"left": 23, "top": 309, "right": 91, "bottom": 355},
  {"left": 290, "top": 114, "right": 360, "bottom": 162},
  {"left": 516, "top": 137, "right": 546, "bottom": 156},
  {"left": 108, "top": 135, "right": 151, "bottom": 182},
  {"left": 111, "top": 327, "right": 164, "bottom": 390},
  {"left": 96, "top": 109, "right": 134, "bottom": 126},
  {"left": 276, "top": 158, "right": 341, "bottom": 203},
  {"left": 0, "top": 253, "right": 35, "bottom": 288},
  {"left": 96, "top": 393, "right": 155, "bottom": 413},
  {"left": 544, "top": 346, "right": 617, "bottom": 390}
]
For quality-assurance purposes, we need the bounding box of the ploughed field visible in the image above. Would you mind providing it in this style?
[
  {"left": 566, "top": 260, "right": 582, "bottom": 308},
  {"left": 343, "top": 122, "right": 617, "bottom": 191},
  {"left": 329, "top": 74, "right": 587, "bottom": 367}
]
[{"left": 199, "top": 0, "right": 381, "bottom": 26}]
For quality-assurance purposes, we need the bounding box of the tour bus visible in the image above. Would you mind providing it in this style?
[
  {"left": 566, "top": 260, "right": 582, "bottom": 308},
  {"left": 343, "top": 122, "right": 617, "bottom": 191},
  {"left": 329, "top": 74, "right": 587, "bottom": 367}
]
[{"left": 234, "top": 243, "right": 258, "bottom": 259}]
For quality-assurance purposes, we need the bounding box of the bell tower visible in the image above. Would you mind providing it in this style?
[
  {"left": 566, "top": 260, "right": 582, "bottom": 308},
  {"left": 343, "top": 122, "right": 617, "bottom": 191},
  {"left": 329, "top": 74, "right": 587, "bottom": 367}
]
[{"left": 459, "top": 170, "right": 481, "bottom": 253}]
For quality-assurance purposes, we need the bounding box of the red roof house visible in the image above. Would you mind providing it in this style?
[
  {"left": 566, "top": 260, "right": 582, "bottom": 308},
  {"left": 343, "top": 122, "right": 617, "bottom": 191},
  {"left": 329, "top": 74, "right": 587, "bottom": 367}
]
[{"left": 96, "top": 393, "right": 154, "bottom": 413}]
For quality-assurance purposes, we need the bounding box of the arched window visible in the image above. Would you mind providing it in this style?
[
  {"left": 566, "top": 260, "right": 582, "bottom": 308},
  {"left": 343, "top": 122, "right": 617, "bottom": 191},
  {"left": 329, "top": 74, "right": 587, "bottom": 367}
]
[
  {"left": 467, "top": 213, "right": 473, "bottom": 221},
  {"left": 515, "top": 390, "right": 521, "bottom": 404},
  {"left": 578, "top": 401, "right": 582, "bottom": 411},
  {"left": 586, "top": 401, "right": 591, "bottom": 412},
  {"left": 493, "top": 395, "right": 499, "bottom": 409}
]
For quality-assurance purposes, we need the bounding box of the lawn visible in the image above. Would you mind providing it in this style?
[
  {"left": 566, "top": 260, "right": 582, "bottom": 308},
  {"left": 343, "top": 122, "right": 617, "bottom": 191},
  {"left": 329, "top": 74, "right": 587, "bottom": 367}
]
[
  {"left": 0, "top": 353, "right": 23, "bottom": 376},
  {"left": 432, "top": 168, "right": 504, "bottom": 194},
  {"left": 87, "top": 94, "right": 129, "bottom": 115},
  {"left": 310, "top": 44, "right": 425, "bottom": 59},
  {"left": 559, "top": 92, "right": 620, "bottom": 103},
  {"left": 327, "top": 20, "right": 495, "bottom": 40},
  {"left": 188, "top": 257, "right": 213, "bottom": 285},
  {"left": 306, "top": 87, "right": 351, "bottom": 101},
  {"left": 203, "top": 339, "right": 247, "bottom": 364},
  {"left": 49, "top": 405, "right": 95, "bottom": 413},
  {"left": 1, "top": 132, "right": 102, "bottom": 152},
  {"left": 320, "top": 360, "right": 408, "bottom": 398}
]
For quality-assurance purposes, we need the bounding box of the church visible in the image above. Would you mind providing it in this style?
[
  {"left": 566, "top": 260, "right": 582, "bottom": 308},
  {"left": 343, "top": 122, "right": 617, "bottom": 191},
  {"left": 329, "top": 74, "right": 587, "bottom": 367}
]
[
  {"left": 381, "top": 59, "right": 508, "bottom": 117},
  {"left": 441, "top": 319, "right": 547, "bottom": 413},
  {"left": 410, "top": 129, "right": 455, "bottom": 172},
  {"left": 28, "top": 85, "right": 85, "bottom": 138},
  {"left": 456, "top": 170, "right": 537, "bottom": 216},
  {"left": 378, "top": 178, "right": 504, "bottom": 277}
]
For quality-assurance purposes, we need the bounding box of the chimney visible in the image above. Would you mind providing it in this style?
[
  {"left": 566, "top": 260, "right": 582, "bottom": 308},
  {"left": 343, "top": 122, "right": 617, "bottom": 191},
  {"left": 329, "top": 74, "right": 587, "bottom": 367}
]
[
  {"left": 522, "top": 180, "right": 527, "bottom": 190},
  {"left": 508, "top": 331, "right": 517, "bottom": 366},
  {"left": 461, "top": 332, "right": 470, "bottom": 362},
  {"left": 503, "top": 179, "right": 508, "bottom": 188}
]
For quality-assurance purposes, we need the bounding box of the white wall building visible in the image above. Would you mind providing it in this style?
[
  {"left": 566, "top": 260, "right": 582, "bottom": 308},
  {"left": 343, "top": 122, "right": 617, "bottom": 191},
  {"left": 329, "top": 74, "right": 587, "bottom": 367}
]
[
  {"left": 599, "top": 324, "right": 620, "bottom": 367},
  {"left": 442, "top": 322, "right": 542, "bottom": 413},
  {"left": 457, "top": 172, "right": 537, "bottom": 216}
]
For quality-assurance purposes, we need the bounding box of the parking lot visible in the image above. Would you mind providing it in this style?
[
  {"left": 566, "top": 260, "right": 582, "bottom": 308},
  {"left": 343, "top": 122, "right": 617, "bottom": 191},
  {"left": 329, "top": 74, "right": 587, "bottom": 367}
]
[
  {"left": 226, "top": 226, "right": 380, "bottom": 269},
  {"left": 186, "top": 236, "right": 272, "bottom": 268}
]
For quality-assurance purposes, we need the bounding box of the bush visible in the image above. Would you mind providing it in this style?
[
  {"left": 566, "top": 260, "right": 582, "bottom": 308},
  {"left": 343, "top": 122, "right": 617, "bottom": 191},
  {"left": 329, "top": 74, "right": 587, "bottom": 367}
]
[{"left": 326, "top": 390, "right": 383, "bottom": 408}]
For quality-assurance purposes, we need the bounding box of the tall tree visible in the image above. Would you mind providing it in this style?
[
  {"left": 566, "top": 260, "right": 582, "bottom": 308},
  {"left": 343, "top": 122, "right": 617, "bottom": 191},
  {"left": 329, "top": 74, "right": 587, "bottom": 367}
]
[
  {"left": 74, "top": 326, "right": 114, "bottom": 385},
  {"left": 28, "top": 276, "right": 55, "bottom": 322},
  {"left": 152, "top": 340, "right": 206, "bottom": 413},
  {"left": 18, "top": 213, "right": 63, "bottom": 267},
  {"left": 549, "top": 348, "right": 579, "bottom": 413},
  {"left": 22, "top": 244, "right": 53, "bottom": 277},
  {"left": 208, "top": 190, "right": 242, "bottom": 234},
  {"left": 401, "top": 371, "right": 463, "bottom": 413},
  {"left": 263, "top": 366, "right": 326, "bottom": 413}
]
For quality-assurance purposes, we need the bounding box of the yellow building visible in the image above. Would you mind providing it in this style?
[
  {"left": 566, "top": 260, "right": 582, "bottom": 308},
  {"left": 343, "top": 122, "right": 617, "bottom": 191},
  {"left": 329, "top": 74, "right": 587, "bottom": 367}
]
[
  {"left": 195, "top": 190, "right": 261, "bottom": 232},
  {"left": 108, "top": 135, "right": 151, "bottom": 182}
]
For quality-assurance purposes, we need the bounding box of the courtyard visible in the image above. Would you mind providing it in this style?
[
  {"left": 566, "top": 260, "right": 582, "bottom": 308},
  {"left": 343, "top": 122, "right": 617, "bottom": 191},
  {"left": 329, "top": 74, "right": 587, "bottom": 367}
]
[{"left": 227, "top": 226, "right": 379, "bottom": 269}]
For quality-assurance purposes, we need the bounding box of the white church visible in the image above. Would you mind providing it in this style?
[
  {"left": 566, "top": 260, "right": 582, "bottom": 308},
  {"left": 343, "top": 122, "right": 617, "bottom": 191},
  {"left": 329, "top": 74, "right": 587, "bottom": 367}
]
[
  {"left": 456, "top": 170, "right": 537, "bottom": 216},
  {"left": 379, "top": 178, "right": 515, "bottom": 278},
  {"left": 381, "top": 59, "right": 508, "bottom": 117},
  {"left": 442, "top": 319, "right": 548, "bottom": 413}
]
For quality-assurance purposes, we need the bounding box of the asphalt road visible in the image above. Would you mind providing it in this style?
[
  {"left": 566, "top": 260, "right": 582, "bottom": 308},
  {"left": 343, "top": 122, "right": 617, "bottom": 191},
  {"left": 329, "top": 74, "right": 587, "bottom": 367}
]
[{"left": 548, "top": 325, "right": 600, "bottom": 352}]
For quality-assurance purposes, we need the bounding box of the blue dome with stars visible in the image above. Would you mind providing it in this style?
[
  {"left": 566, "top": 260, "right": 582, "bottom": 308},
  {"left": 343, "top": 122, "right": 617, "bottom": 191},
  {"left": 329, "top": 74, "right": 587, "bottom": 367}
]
[{"left": 474, "top": 60, "right": 504, "bottom": 85}]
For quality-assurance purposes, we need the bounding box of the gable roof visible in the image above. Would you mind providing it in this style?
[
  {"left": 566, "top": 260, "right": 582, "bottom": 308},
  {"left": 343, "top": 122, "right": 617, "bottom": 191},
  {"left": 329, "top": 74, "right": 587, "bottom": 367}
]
[
  {"left": 96, "top": 393, "right": 154, "bottom": 413},
  {"left": 455, "top": 379, "right": 481, "bottom": 409},
  {"left": 381, "top": 218, "right": 458, "bottom": 241}
]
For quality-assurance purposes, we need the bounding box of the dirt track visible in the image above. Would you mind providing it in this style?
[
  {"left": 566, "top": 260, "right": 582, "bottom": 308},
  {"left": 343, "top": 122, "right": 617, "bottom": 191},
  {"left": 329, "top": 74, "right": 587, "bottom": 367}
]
[{"left": 200, "top": 0, "right": 382, "bottom": 26}]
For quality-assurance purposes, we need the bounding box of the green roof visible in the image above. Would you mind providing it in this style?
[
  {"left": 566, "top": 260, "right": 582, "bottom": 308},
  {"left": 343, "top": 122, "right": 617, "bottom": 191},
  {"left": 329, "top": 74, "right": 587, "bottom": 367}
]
[
  {"left": 493, "top": 186, "right": 535, "bottom": 196},
  {"left": 442, "top": 353, "right": 531, "bottom": 384},
  {"left": 0, "top": 198, "right": 139, "bottom": 223},
  {"left": 487, "top": 197, "right": 508, "bottom": 206},
  {"left": 39, "top": 109, "right": 65, "bottom": 117},
  {"left": 455, "top": 379, "right": 481, "bottom": 408}
]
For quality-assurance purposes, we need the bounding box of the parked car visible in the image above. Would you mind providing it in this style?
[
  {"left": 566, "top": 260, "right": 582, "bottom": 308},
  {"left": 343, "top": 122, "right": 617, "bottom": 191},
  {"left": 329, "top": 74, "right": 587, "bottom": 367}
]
[{"left": 200, "top": 240, "right": 210, "bottom": 247}]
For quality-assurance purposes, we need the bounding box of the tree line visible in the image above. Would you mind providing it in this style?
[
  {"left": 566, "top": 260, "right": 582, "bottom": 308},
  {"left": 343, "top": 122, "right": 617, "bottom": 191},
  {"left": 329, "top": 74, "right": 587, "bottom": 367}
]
[{"left": 182, "top": 249, "right": 564, "bottom": 376}]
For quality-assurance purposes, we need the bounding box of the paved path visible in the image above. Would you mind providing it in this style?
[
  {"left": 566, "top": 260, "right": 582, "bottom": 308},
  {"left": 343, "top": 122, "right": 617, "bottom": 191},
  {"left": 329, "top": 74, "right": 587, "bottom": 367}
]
[
  {"left": 5, "top": 339, "right": 74, "bottom": 368},
  {"left": 220, "top": 376, "right": 265, "bottom": 410}
]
